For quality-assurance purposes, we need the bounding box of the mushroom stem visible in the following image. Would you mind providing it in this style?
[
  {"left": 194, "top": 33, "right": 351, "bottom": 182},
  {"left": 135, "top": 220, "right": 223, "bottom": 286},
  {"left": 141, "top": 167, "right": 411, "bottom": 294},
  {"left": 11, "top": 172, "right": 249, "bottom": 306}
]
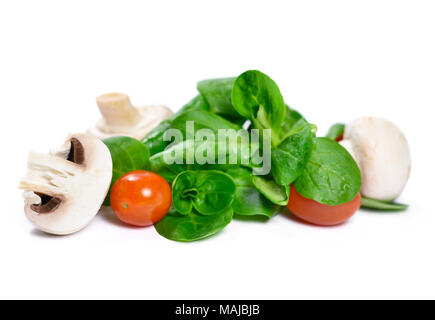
[
  {"left": 19, "top": 180, "right": 64, "bottom": 198},
  {"left": 26, "top": 152, "right": 80, "bottom": 177},
  {"left": 96, "top": 93, "right": 141, "bottom": 127},
  {"left": 19, "top": 152, "right": 80, "bottom": 196}
]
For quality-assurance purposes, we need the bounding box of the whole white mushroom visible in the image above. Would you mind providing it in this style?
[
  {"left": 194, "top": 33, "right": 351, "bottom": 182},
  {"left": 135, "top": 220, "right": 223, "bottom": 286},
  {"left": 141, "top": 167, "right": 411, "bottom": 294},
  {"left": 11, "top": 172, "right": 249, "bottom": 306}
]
[{"left": 340, "top": 117, "right": 411, "bottom": 202}]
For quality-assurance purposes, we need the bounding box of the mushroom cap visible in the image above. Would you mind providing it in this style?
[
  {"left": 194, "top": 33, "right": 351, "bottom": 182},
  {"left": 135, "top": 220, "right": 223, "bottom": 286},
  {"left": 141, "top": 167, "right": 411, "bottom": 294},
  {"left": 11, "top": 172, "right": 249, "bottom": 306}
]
[
  {"left": 20, "top": 133, "right": 113, "bottom": 235},
  {"left": 89, "top": 93, "right": 173, "bottom": 140},
  {"left": 342, "top": 117, "right": 411, "bottom": 201},
  {"left": 89, "top": 104, "right": 173, "bottom": 140}
]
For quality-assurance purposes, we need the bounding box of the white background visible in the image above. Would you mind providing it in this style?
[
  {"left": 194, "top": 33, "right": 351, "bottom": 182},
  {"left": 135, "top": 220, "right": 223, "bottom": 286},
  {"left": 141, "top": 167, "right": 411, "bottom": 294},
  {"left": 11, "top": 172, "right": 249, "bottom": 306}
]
[{"left": 1, "top": 0, "right": 434, "bottom": 299}]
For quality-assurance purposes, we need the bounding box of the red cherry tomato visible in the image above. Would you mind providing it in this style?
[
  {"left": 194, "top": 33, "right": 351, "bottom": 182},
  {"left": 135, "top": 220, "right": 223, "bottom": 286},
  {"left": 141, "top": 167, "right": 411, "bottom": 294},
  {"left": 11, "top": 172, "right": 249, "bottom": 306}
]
[
  {"left": 110, "top": 170, "right": 172, "bottom": 227},
  {"left": 287, "top": 185, "right": 361, "bottom": 226}
]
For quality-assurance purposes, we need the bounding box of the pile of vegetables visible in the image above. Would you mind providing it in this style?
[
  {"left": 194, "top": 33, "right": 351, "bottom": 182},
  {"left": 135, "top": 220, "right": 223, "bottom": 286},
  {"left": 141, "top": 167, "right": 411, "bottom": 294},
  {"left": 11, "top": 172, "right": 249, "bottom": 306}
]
[
  {"left": 103, "top": 70, "right": 363, "bottom": 241},
  {"left": 20, "top": 69, "right": 411, "bottom": 241}
]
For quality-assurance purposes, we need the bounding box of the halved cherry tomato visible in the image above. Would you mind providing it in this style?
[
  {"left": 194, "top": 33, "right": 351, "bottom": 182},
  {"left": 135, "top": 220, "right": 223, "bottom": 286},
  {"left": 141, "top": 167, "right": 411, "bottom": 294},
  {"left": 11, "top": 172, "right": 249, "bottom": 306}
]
[
  {"left": 110, "top": 170, "right": 172, "bottom": 227},
  {"left": 287, "top": 185, "right": 361, "bottom": 226}
]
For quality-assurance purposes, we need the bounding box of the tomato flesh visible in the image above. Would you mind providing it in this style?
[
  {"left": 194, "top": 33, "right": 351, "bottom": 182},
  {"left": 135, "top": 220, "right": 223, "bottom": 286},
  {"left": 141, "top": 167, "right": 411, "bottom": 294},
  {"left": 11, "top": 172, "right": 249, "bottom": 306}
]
[
  {"left": 287, "top": 185, "right": 361, "bottom": 226},
  {"left": 110, "top": 170, "right": 172, "bottom": 227}
]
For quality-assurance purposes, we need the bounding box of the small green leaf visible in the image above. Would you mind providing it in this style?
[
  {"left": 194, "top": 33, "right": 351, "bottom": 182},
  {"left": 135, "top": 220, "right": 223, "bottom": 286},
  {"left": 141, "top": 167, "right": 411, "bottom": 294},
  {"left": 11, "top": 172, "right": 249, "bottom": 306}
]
[
  {"left": 280, "top": 105, "right": 304, "bottom": 138},
  {"left": 103, "top": 136, "right": 150, "bottom": 205},
  {"left": 325, "top": 123, "right": 345, "bottom": 141},
  {"left": 142, "top": 120, "right": 172, "bottom": 156},
  {"left": 226, "top": 167, "right": 280, "bottom": 218},
  {"left": 197, "top": 77, "right": 242, "bottom": 118},
  {"left": 271, "top": 119, "right": 314, "bottom": 186},
  {"left": 361, "top": 197, "right": 408, "bottom": 211},
  {"left": 172, "top": 170, "right": 236, "bottom": 215},
  {"left": 252, "top": 175, "right": 289, "bottom": 206},
  {"left": 155, "top": 207, "right": 233, "bottom": 242},
  {"left": 232, "top": 70, "right": 286, "bottom": 146},
  {"left": 178, "top": 94, "right": 210, "bottom": 114},
  {"left": 142, "top": 95, "right": 210, "bottom": 155},
  {"left": 171, "top": 109, "right": 241, "bottom": 138}
]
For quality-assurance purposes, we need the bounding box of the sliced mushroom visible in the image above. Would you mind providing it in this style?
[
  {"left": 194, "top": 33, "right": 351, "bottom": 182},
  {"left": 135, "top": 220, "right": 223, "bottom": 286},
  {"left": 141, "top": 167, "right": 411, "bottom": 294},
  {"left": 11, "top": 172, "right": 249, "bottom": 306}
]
[
  {"left": 19, "top": 133, "right": 113, "bottom": 235},
  {"left": 340, "top": 117, "right": 411, "bottom": 201},
  {"left": 88, "top": 93, "right": 173, "bottom": 140}
]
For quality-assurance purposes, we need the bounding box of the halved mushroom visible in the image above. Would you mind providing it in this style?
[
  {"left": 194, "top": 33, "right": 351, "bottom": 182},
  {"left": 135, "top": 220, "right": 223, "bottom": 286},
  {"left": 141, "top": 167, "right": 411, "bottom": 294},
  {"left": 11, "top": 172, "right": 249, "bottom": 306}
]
[
  {"left": 87, "top": 93, "right": 173, "bottom": 140},
  {"left": 340, "top": 117, "right": 411, "bottom": 201},
  {"left": 19, "top": 133, "right": 113, "bottom": 235}
]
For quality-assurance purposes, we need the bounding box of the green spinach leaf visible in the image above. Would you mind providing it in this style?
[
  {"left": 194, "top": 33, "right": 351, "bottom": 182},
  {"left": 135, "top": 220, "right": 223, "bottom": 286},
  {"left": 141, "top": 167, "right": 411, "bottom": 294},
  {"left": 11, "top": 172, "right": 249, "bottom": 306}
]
[
  {"left": 361, "top": 197, "right": 408, "bottom": 211},
  {"left": 155, "top": 207, "right": 233, "bottom": 242},
  {"left": 172, "top": 170, "right": 236, "bottom": 215},
  {"left": 149, "top": 140, "right": 194, "bottom": 183},
  {"left": 171, "top": 109, "right": 241, "bottom": 138},
  {"left": 197, "top": 77, "right": 241, "bottom": 118},
  {"left": 142, "top": 120, "right": 172, "bottom": 155},
  {"left": 142, "top": 95, "right": 209, "bottom": 155},
  {"left": 294, "top": 137, "right": 361, "bottom": 205},
  {"left": 177, "top": 94, "right": 210, "bottom": 114},
  {"left": 271, "top": 119, "right": 314, "bottom": 186},
  {"left": 103, "top": 136, "right": 150, "bottom": 205},
  {"left": 252, "top": 175, "right": 289, "bottom": 206},
  {"left": 325, "top": 123, "right": 345, "bottom": 141},
  {"left": 226, "top": 167, "right": 280, "bottom": 218},
  {"left": 280, "top": 105, "right": 304, "bottom": 138},
  {"left": 232, "top": 70, "right": 286, "bottom": 146}
]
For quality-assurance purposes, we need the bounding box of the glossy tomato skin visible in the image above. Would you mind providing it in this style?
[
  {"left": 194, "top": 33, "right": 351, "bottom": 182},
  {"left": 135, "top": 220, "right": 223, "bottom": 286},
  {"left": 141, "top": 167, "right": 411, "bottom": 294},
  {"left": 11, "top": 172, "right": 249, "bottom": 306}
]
[
  {"left": 110, "top": 170, "right": 172, "bottom": 227},
  {"left": 287, "top": 185, "right": 361, "bottom": 226}
]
